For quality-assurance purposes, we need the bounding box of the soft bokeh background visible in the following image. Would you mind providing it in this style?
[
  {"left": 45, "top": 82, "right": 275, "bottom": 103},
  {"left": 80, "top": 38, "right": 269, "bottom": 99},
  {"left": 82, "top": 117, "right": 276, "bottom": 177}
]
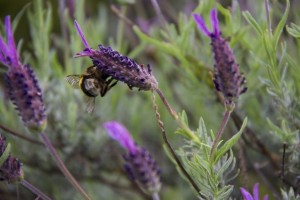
[{"left": 0, "top": 0, "right": 300, "bottom": 199}]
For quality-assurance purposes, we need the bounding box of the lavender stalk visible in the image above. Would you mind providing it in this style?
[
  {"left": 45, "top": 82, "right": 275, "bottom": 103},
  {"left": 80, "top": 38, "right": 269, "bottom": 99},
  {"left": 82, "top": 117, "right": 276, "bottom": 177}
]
[
  {"left": 0, "top": 16, "right": 91, "bottom": 200},
  {"left": 193, "top": 9, "right": 247, "bottom": 158}
]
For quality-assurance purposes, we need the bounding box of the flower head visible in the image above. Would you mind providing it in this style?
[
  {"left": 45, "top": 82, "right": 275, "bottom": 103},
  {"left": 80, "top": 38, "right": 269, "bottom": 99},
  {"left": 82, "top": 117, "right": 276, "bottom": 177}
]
[
  {"left": 0, "top": 16, "right": 46, "bottom": 132},
  {"left": 193, "top": 9, "right": 247, "bottom": 105},
  {"left": 103, "top": 121, "right": 161, "bottom": 195},
  {"left": 0, "top": 135, "right": 24, "bottom": 183},
  {"left": 74, "top": 20, "right": 158, "bottom": 91},
  {"left": 240, "top": 183, "right": 268, "bottom": 200}
]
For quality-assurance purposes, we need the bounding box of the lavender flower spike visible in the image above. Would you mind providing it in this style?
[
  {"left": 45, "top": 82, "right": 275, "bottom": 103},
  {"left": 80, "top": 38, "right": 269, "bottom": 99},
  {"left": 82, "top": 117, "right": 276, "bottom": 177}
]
[
  {"left": 0, "top": 16, "right": 46, "bottom": 132},
  {"left": 103, "top": 121, "right": 161, "bottom": 196},
  {"left": 240, "top": 183, "right": 268, "bottom": 200},
  {"left": 194, "top": 9, "right": 247, "bottom": 105},
  {"left": 74, "top": 20, "right": 158, "bottom": 91},
  {"left": 0, "top": 135, "right": 24, "bottom": 183}
]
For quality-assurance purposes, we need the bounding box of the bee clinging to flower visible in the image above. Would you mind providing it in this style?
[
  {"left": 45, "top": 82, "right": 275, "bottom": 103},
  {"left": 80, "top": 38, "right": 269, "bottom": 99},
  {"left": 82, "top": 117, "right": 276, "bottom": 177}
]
[
  {"left": 73, "top": 20, "right": 158, "bottom": 92},
  {"left": 66, "top": 66, "right": 118, "bottom": 113}
]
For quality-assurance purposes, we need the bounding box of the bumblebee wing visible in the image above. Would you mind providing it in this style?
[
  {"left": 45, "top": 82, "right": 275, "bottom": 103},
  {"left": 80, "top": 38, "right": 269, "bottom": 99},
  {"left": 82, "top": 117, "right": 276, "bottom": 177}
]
[
  {"left": 66, "top": 75, "right": 81, "bottom": 89},
  {"left": 85, "top": 97, "right": 95, "bottom": 114}
]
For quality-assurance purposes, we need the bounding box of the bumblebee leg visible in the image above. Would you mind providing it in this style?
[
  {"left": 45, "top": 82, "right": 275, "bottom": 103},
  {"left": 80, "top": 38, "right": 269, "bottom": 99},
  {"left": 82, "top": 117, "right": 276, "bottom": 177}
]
[{"left": 100, "top": 85, "right": 108, "bottom": 97}]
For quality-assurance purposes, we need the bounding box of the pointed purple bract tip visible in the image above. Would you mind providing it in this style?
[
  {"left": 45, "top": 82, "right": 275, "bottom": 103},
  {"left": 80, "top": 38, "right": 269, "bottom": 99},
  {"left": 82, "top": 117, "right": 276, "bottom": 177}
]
[
  {"left": 210, "top": 8, "right": 220, "bottom": 36},
  {"left": 103, "top": 121, "right": 137, "bottom": 154},
  {"left": 0, "top": 16, "right": 20, "bottom": 68},
  {"left": 74, "top": 20, "right": 90, "bottom": 50},
  {"left": 193, "top": 14, "right": 211, "bottom": 37},
  {"left": 193, "top": 8, "right": 220, "bottom": 37},
  {"left": 240, "top": 183, "right": 268, "bottom": 200}
]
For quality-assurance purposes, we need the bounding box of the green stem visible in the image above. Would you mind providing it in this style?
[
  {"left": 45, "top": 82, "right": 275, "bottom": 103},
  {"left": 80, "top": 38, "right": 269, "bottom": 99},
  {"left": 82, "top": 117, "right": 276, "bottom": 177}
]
[
  {"left": 155, "top": 88, "right": 201, "bottom": 144},
  {"left": 0, "top": 124, "right": 44, "bottom": 146},
  {"left": 39, "top": 133, "right": 91, "bottom": 200},
  {"left": 151, "top": 92, "right": 201, "bottom": 194},
  {"left": 210, "top": 107, "right": 233, "bottom": 159},
  {"left": 21, "top": 179, "right": 52, "bottom": 200},
  {"left": 117, "top": 6, "right": 127, "bottom": 52}
]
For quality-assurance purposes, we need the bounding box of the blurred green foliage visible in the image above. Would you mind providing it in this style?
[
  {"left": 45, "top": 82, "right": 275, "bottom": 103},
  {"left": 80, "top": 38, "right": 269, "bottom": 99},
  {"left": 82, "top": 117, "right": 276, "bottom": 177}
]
[{"left": 0, "top": 0, "right": 300, "bottom": 199}]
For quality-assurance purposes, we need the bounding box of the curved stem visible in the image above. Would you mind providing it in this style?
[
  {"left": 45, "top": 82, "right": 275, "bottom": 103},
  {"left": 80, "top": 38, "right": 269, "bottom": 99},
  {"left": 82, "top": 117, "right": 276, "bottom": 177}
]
[
  {"left": 39, "top": 132, "right": 91, "bottom": 200},
  {"left": 21, "top": 179, "right": 52, "bottom": 200},
  {"left": 155, "top": 88, "right": 201, "bottom": 145},
  {"left": 0, "top": 124, "right": 44, "bottom": 146},
  {"left": 210, "top": 108, "right": 232, "bottom": 159},
  {"left": 151, "top": 92, "right": 201, "bottom": 195}
]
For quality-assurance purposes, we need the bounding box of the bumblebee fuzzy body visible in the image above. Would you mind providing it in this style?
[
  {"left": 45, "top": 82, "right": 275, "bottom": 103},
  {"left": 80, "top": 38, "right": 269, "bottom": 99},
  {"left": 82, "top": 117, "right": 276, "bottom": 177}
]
[{"left": 66, "top": 66, "right": 117, "bottom": 113}]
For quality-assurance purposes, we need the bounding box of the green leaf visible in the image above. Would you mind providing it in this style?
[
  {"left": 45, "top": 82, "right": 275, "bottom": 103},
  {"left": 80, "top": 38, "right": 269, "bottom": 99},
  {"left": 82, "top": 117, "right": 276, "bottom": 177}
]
[
  {"left": 287, "top": 23, "right": 300, "bottom": 38},
  {"left": 180, "top": 111, "right": 189, "bottom": 126},
  {"left": 216, "top": 150, "right": 234, "bottom": 179},
  {"left": 0, "top": 143, "right": 11, "bottom": 168},
  {"left": 242, "top": 11, "right": 263, "bottom": 35},
  {"left": 273, "top": 0, "right": 290, "bottom": 49},
  {"left": 215, "top": 117, "right": 247, "bottom": 162}
]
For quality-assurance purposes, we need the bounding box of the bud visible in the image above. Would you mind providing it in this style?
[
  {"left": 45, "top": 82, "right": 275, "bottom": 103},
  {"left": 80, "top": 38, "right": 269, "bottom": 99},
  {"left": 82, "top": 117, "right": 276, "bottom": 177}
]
[
  {"left": 103, "top": 121, "right": 161, "bottom": 195},
  {"left": 0, "top": 135, "right": 24, "bottom": 183},
  {"left": 193, "top": 9, "right": 247, "bottom": 104},
  {"left": 74, "top": 20, "right": 158, "bottom": 91},
  {"left": 0, "top": 16, "right": 46, "bottom": 132}
]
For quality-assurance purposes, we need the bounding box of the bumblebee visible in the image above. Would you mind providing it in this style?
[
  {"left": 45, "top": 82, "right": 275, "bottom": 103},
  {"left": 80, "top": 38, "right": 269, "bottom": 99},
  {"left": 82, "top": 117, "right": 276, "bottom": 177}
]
[{"left": 66, "top": 66, "right": 117, "bottom": 113}]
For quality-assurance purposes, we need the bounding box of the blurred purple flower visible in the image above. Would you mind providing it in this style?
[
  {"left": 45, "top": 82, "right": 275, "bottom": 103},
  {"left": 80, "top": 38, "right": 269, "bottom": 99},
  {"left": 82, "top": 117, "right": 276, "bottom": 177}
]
[
  {"left": 0, "top": 135, "right": 24, "bottom": 183},
  {"left": 74, "top": 20, "right": 158, "bottom": 91},
  {"left": 240, "top": 183, "right": 268, "bottom": 200},
  {"left": 0, "top": 16, "right": 46, "bottom": 132},
  {"left": 103, "top": 121, "right": 137, "bottom": 154},
  {"left": 103, "top": 121, "right": 161, "bottom": 195},
  {"left": 193, "top": 9, "right": 247, "bottom": 105}
]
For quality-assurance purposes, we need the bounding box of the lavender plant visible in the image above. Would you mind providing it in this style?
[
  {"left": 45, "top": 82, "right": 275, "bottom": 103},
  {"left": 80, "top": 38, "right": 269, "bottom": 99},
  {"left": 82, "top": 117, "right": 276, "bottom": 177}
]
[
  {"left": 0, "top": 0, "right": 300, "bottom": 199},
  {"left": 0, "top": 11, "right": 91, "bottom": 200}
]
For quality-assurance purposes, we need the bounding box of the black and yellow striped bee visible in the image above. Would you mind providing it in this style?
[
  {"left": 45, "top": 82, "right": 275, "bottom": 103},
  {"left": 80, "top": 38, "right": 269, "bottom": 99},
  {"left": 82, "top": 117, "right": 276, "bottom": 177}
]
[{"left": 66, "top": 66, "right": 117, "bottom": 113}]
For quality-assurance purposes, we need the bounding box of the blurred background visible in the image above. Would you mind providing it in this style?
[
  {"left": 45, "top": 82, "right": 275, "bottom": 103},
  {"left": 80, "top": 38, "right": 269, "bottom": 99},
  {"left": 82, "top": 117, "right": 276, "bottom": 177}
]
[{"left": 0, "top": 0, "right": 300, "bottom": 199}]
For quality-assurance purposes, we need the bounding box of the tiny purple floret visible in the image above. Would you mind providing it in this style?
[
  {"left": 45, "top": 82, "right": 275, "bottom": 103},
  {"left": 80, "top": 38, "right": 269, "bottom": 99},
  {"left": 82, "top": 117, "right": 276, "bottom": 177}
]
[
  {"left": 103, "top": 121, "right": 137, "bottom": 154},
  {"left": 0, "top": 16, "right": 20, "bottom": 68},
  {"left": 240, "top": 183, "right": 268, "bottom": 200}
]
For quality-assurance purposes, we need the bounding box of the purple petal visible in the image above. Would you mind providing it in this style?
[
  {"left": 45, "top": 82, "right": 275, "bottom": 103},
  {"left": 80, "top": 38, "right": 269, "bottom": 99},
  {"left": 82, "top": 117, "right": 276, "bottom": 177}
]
[
  {"left": 0, "top": 36, "right": 9, "bottom": 65},
  {"left": 193, "top": 14, "right": 211, "bottom": 37},
  {"left": 253, "top": 183, "right": 259, "bottom": 200},
  {"left": 103, "top": 121, "right": 137, "bottom": 154},
  {"left": 74, "top": 50, "right": 93, "bottom": 58},
  {"left": 240, "top": 187, "right": 254, "bottom": 200},
  {"left": 210, "top": 8, "right": 220, "bottom": 36},
  {"left": 4, "top": 16, "right": 19, "bottom": 67},
  {"left": 74, "top": 20, "right": 90, "bottom": 50}
]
